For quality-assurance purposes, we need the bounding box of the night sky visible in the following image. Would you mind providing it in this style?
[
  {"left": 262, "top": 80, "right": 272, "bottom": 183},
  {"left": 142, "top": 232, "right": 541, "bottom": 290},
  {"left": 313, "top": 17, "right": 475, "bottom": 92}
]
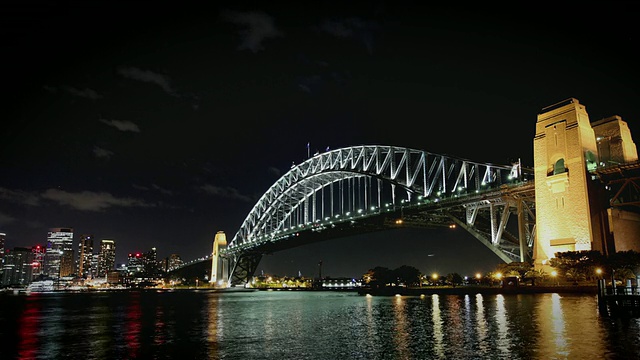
[{"left": 1, "top": 1, "right": 638, "bottom": 279}]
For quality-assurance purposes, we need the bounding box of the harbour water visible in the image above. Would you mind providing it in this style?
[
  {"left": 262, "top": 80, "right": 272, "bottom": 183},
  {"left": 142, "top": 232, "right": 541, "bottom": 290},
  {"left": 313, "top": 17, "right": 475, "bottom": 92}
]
[{"left": 1, "top": 289, "right": 639, "bottom": 359}]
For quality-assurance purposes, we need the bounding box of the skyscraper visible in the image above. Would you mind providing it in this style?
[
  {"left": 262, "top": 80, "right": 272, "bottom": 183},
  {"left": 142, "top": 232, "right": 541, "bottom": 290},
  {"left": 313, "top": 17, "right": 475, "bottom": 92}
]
[
  {"left": 1, "top": 247, "right": 34, "bottom": 286},
  {"left": 31, "top": 245, "right": 45, "bottom": 279},
  {"left": 0, "top": 232, "right": 5, "bottom": 265},
  {"left": 144, "top": 247, "right": 158, "bottom": 274},
  {"left": 98, "top": 239, "right": 116, "bottom": 277},
  {"left": 77, "top": 234, "right": 94, "bottom": 278},
  {"left": 44, "top": 228, "right": 74, "bottom": 278}
]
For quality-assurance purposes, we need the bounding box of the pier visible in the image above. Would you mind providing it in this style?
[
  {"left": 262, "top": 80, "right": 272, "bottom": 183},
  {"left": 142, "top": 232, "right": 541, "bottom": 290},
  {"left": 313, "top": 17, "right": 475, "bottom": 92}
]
[{"left": 597, "top": 279, "right": 640, "bottom": 317}]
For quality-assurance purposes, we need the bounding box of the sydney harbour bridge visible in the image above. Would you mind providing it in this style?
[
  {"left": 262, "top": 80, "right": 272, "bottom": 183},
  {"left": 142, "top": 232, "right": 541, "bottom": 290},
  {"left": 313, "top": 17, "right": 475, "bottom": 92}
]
[
  {"left": 177, "top": 145, "right": 538, "bottom": 286},
  {"left": 170, "top": 99, "right": 640, "bottom": 287}
]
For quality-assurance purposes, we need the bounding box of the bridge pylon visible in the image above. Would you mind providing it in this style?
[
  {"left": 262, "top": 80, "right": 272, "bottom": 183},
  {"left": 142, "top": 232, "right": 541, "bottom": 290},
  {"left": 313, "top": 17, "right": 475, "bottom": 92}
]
[
  {"left": 533, "top": 98, "right": 640, "bottom": 273},
  {"left": 210, "top": 231, "right": 227, "bottom": 287}
]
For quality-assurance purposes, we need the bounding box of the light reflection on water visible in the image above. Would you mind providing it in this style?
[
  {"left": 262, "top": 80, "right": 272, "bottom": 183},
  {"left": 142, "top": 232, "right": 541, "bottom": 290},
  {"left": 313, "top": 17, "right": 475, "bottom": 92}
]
[{"left": 1, "top": 290, "right": 640, "bottom": 359}]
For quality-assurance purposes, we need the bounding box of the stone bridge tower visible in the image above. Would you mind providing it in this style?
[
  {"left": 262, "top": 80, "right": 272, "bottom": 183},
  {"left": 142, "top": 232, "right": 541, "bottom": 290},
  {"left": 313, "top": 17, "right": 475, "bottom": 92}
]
[
  {"left": 210, "top": 231, "right": 227, "bottom": 287},
  {"left": 533, "top": 98, "right": 639, "bottom": 272}
]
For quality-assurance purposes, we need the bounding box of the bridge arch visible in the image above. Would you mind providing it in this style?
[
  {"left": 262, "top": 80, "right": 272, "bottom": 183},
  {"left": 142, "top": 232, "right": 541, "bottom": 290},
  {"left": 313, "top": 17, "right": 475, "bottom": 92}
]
[{"left": 221, "top": 145, "right": 534, "bottom": 286}]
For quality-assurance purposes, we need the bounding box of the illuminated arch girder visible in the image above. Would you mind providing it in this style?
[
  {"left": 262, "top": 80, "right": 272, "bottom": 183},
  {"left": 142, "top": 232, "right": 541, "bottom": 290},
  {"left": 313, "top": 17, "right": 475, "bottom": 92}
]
[{"left": 221, "top": 145, "right": 532, "bottom": 286}]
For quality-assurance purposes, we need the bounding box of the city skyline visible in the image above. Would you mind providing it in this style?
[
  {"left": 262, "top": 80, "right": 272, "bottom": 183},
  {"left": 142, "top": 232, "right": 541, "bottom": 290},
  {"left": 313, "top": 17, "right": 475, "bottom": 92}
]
[{"left": 1, "top": 1, "right": 639, "bottom": 278}]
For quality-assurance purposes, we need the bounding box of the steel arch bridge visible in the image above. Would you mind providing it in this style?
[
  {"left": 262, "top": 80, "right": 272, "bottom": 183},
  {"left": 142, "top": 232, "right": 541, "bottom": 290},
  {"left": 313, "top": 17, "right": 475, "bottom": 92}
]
[{"left": 219, "top": 145, "right": 537, "bottom": 286}]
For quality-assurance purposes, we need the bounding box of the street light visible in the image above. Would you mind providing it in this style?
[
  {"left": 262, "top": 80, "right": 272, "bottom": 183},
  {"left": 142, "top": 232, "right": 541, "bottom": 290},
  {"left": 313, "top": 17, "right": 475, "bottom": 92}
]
[{"left": 551, "top": 270, "right": 558, "bottom": 286}]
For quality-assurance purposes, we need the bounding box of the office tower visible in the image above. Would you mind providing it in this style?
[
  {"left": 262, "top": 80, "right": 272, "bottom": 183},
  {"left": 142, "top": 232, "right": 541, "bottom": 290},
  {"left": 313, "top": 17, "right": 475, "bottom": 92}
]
[
  {"left": 1, "top": 247, "right": 34, "bottom": 286},
  {"left": 127, "top": 252, "right": 144, "bottom": 274},
  {"left": 44, "top": 228, "right": 74, "bottom": 278},
  {"left": 31, "top": 245, "right": 45, "bottom": 279},
  {"left": 0, "top": 232, "right": 5, "bottom": 265},
  {"left": 90, "top": 253, "right": 99, "bottom": 278},
  {"left": 97, "top": 239, "right": 116, "bottom": 277},
  {"left": 77, "top": 234, "right": 94, "bottom": 278},
  {"left": 144, "top": 247, "right": 158, "bottom": 274}
]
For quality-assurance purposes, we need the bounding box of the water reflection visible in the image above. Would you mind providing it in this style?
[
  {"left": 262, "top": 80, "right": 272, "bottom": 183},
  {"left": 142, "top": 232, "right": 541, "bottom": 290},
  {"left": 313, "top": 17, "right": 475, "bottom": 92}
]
[
  {"left": 124, "top": 292, "right": 142, "bottom": 358},
  {"left": 431, "top": 294, "right": 445, "bottom": 358},
  {"left": 3, "top": 291, "right": 640, "bottom": 359},
  {"left": 206, "top": 294, "right": 219, "bottom": 358},
  {"left": 17, "top": 297, "right": 40, "bottom": 359},
  {"left": 393, "top": 295, "right": 410, "bottom": 359},
  {"left": 475, "top": 293, "right": 489, "bottom": 355},
  {"left": 495, "top": 294, "right": 511, "bottom": 357}
]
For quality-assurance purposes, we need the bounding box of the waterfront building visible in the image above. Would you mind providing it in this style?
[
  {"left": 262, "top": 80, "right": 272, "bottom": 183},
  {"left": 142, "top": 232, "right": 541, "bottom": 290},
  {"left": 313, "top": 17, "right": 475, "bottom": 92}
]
[
  {"left": 106, "top": 270, "right": 120, "bottom": 285},
  {"left": 97, "top": 239, "right": 116, "bottom": 277},
  {"left": 1, "top": 247, "right": 34, "bottom": 286},
  {"left": 77, "top": 234, "right": 94, "bottom": 278},
  {"left": 321, "top": 277, "right": 362, "bottom": 289},
  {"left": 44, "top": 228, "right": 74, "bottom": 278}
]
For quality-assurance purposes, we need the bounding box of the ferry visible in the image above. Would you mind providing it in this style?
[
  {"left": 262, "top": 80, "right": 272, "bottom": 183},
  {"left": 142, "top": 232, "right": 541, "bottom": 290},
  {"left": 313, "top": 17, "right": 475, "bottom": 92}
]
[{"left": 25, "top": 280, "right": 56, "bottom": 294}]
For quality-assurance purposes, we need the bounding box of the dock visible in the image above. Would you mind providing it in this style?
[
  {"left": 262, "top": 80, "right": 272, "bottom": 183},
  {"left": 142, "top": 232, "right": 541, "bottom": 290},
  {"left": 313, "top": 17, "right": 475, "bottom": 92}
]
[{"left": 597, "top": 279, "right": 640, "bottom": 317}]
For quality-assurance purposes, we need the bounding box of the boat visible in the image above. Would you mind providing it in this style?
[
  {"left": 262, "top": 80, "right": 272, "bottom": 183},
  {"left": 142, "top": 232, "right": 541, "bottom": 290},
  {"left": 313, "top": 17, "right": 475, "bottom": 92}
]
[{"left": 25, "top": 280, "right": 56, "bottom": 294}]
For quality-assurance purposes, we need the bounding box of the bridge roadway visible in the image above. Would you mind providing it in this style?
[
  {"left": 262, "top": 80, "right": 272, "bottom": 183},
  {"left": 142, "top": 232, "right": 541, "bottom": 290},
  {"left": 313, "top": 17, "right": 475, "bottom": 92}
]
[{"left": 222, "top": 180, "right": 536, "bottom": 286}]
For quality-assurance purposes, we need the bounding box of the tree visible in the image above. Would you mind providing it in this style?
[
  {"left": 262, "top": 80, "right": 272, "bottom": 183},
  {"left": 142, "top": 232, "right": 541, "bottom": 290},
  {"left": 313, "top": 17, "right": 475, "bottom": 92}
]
[
  {"left": 608, "top": 250, "right": 640, "bottom": 280},
  {"left": 365, "top": 266, "right": 394, "bottom": 288},
  {"left": 496, "top": 262, "right": 533, "bottom": 278},
  {"left": 393, "top": 265, "right": 421, "bottom": 287},
  {"left": 549, "top": 250, "right": 605, "bottom": 281},
  {"left": 446, "top": 273, "right": 463, "bottom": 286}
]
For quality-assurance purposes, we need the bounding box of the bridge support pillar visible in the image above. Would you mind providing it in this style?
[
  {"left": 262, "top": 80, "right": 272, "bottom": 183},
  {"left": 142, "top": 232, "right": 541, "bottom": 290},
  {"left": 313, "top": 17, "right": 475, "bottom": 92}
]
[
  {"left": 210, "top": 231, "right": 227, "bottom": 287},
  {"left": 533, "top": 98, "right": 638, "bottom": 272}
]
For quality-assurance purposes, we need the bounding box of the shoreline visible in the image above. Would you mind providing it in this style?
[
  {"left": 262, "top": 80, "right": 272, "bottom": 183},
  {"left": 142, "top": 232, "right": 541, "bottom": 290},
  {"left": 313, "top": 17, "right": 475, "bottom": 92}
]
[{"left": 357, "top": 285, "right": 599, "bottom": 296}]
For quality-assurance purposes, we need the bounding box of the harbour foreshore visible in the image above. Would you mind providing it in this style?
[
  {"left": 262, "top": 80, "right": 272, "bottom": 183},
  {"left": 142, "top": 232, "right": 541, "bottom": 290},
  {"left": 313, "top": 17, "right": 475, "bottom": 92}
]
[{"left": 358, "top": 285, "right": 599, "bottom": 296}]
